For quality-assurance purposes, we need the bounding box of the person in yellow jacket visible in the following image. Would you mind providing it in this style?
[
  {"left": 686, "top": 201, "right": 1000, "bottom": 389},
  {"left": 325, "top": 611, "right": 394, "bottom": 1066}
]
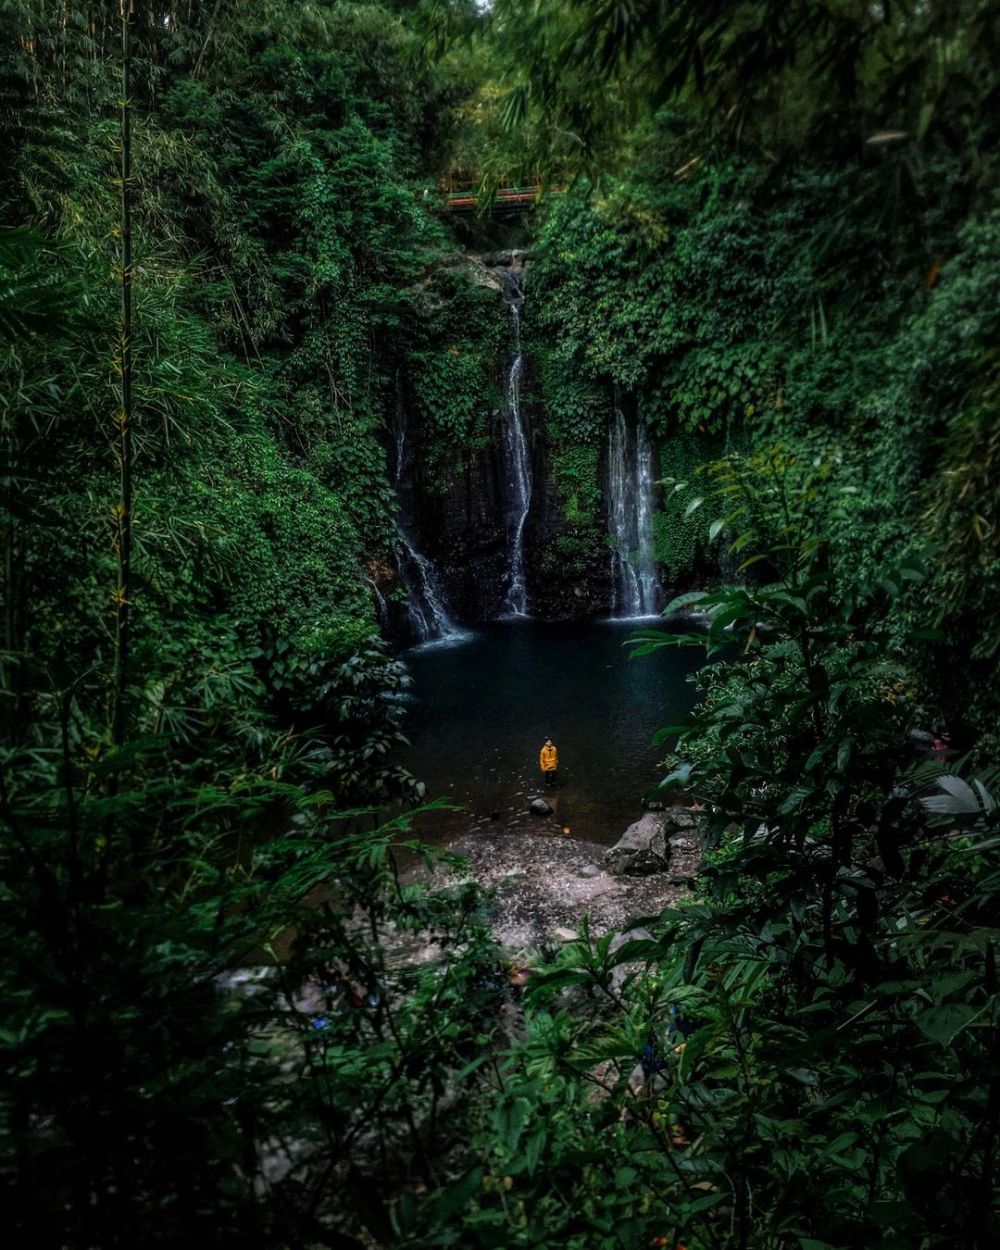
[{"left": 539, "top": 738, "right": 558, "bottom": 786}]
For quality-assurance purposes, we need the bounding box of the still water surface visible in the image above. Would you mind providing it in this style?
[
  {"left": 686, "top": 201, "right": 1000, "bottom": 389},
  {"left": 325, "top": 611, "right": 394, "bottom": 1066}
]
[{"left": 403, "top": 620, "right": 704, "bottom": 846}]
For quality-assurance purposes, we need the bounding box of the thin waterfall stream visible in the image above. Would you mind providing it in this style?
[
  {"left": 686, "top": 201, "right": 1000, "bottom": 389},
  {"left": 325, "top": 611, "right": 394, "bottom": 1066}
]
[
  {"left": 394, "top": 531, "right": 464, "bottom": 644},
  {"left": 385, "top": 262, "right": 663, "bottom": 638},
  {"left": 391, "top": 394, "right": 466, "bottom": 645},
  {"left": 499, "top": 271, "right": 532, "bottom": 616},
  {"left": 607, "top": 402, "right": 662, "bottom": 618}
]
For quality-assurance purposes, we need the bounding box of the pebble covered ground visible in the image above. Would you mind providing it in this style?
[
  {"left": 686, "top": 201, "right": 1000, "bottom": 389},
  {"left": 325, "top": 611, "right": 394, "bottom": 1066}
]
[{"left": 417, "top": 821, "right": 701, "bottom": 952}]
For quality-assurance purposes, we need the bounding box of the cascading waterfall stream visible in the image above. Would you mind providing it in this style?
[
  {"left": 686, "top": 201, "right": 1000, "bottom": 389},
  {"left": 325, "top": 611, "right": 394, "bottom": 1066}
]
[
  {"left": 391, "top": 391, "right": 465, "bottom": 645},
  {"left": 607, "top": 403, "right": 662, "bottom": 618},
  {"left": 368, "top": 578, "right": 390, "bottom": 633},
  {"left": 500, "top": 273, "right": 533, "bottom": 617},
  {"left": 394, "top": 530, "right": 464, "bottom": 644}
]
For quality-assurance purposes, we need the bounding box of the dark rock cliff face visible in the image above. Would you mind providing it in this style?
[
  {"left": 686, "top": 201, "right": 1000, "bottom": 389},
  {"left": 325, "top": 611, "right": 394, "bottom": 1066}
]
[
  {"left": 524, "top": 426, "right": 613, "bottom": 621},
  {"left": 408, "top": 413, "right": 511, "bottom": 621},
  {"left": 388, "top": 252, "right": 620, "bottom": 632},
  {"left": 402, "top": 361, "right": 611, "bottom": 623}
]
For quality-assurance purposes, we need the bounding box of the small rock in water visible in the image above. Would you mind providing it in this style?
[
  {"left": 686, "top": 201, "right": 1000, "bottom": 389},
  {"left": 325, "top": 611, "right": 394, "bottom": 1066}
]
[
  {"left": 579, "top": 863, "right": 601, "bottom": 878},
  {"left": 552, "top": 926, "right": 578, "bottom": 943},
  {"left": 529, "top": 797, "right": 553, "bottom": 816}
]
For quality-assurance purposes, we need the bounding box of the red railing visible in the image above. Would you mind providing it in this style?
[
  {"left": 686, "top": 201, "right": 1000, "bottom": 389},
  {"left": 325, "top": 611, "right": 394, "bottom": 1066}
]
[{"left": 441, "top": 173, "right": 557, "bottom": 211}]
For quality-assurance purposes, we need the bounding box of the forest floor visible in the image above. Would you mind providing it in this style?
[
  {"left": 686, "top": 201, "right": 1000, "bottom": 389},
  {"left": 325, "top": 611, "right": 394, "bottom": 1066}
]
[{"left": 416, "top": 823, "right": 701, "bottom": 952}]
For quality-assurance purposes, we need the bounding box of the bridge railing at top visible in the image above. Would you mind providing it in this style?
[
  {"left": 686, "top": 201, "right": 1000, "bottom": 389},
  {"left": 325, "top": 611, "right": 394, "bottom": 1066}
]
[{"left": 440, "top": 174, "right": 560, "bottom": 211}]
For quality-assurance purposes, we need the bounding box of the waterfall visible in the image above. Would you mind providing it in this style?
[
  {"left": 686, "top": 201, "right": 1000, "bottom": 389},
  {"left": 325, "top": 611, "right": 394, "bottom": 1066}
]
[
  {"left": 368, "top": 578, "right": 389, "bottom": 632},
  {"left": 394, "top": 524, "right": 465, "bottom": 644},
  {"left": 500, "top": 274, "right": 533, "bottom": 617},
  {"left": 607, "top": 402, "right": 662, "bottom": 618},
  {"left": 391, "top": 386, "right": 465, "bottom": 645}
]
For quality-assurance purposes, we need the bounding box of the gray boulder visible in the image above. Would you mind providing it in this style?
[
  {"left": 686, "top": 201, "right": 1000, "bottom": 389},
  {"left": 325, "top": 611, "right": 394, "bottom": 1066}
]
[
  {"left": 664, "top": 809, "right": 702, "bottom": 832},
  {"left": 604, "top": 809, "right": 702, "bottom": 876},
  {"left": 609, "top": 927, "right": 657, "bottom": 989},
  {"left": 604, "top": 812, "right": 669, "bottom": 876},
  {"left": 628, "top": 1062, "right": 669, "bottom": 1095},
  {"left": 529, "top": 796, "right": 553, "bottom": 816}
]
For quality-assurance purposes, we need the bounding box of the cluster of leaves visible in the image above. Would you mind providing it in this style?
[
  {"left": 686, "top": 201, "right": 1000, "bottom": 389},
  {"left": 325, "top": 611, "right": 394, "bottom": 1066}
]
[
  {"left": 0, "top": 2, "right": 517, "bottom": 1243},
  {"left": 651, "top": 430, "right": 716, "bottom": 585},
  {"left": 524, "top": 115, "right": 999, "bottom": 729},
  {"left": 449, "top": 455, "right": 1000, "bottom": 1249},
  {"left": 1, "top": 702, "right": 510, "bottom": 1244},
  {"left": 548, "top": 445, "right": 601, "bottom": 527},
  {"left": 531, "top": 343, "right": 608, "bottom": 444},
  {"left": 482, "top": 0, "right": 1000, "bottom": 179}
]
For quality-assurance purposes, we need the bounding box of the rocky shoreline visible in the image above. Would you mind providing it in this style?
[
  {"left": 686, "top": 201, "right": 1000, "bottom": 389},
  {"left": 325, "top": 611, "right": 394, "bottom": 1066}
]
[{"left": 415, "top": 808, "right": 702, "bottom": 952}]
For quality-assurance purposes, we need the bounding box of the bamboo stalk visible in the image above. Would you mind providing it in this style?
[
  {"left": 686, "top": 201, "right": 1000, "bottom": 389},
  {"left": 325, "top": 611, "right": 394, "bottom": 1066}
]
[{"left": 111, "top": 0, "right": 134, "bottom": 748}]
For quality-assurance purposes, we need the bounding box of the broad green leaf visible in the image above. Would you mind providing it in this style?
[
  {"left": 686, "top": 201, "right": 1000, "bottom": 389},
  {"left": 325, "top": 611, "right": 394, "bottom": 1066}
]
[
  {"left": 427, "top": 1168, "right": 483, "bottom": 1228},
  {"left": 658, "top": 762, "right": 693, "bottom": 789},
  {"left": 914, "top": 1002, "right": 981, "bottom": 1045},
  {"left": 608, "top": 939, "right": 662, "bottom": 967},
  {"left": 974, "top": 779, "right": 996, "bottom": 813},
  {"left": 729, "top": 530, "right": 755, "bottom": 553},
  {"left": 662, "top": 590, "right": 709, "bottom": 616},
  {"left": 822, "top": 1131, "right": 860, "bottom": 1157},
  {"left": 495, "top": 1097, "right": 532, "bottom": 1153}
]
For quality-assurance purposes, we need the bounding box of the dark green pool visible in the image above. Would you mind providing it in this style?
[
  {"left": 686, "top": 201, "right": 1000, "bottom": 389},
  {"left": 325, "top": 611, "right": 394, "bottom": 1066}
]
[{"left": 402, "top": 619, "right": 704, "bottom": 846}]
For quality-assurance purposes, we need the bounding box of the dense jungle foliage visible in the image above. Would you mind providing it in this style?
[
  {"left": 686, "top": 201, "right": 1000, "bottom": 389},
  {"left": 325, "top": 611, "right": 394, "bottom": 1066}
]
[{"left": 2, "top": 1, "right": 1000, "bottom": 1247}]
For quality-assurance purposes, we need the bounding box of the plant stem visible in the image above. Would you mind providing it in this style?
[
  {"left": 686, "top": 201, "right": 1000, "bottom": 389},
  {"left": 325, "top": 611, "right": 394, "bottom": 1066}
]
[{"left": 111, "top": 0, "right": 133, "bottom": 749}]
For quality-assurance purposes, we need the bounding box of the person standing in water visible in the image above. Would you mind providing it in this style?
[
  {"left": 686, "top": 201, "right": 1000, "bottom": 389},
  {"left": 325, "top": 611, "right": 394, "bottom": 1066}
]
[{"left": 539, "top": 738, "right": 558, "bottom": 786}]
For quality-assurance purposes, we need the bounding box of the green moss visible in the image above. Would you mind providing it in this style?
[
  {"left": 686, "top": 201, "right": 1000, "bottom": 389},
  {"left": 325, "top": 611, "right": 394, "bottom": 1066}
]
[
  {"left": 550, "top": 443, "right": 601, "bottom": 525},
  {"left": 652, "top": 429, "right": 713, "bottom": 583},
  {"left": 532, "top": 344, "right": 607, "bottom": 442}
]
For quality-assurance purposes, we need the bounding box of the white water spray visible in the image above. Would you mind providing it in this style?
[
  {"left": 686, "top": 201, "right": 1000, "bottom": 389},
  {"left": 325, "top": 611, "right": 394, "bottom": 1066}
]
[
  {"left": 391, "top": 396, "right": 465, "bottom": 644},
  {"left": 607, "top": 404, "right": 662, "bottom": 617},
  {"left": 394, "top": 525, "right": 466, "bottom": 644}
]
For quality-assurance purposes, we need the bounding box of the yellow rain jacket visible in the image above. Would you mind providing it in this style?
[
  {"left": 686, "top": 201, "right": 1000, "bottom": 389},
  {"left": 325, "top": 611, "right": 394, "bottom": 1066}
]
[{"left": 539, "top": 743, "right": 558, "bottom": 773}]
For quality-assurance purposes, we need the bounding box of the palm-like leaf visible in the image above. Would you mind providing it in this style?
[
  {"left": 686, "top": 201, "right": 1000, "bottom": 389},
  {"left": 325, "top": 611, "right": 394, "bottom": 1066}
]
[{"left": 0, "top": 227, "right": 71, "bottom": 342}]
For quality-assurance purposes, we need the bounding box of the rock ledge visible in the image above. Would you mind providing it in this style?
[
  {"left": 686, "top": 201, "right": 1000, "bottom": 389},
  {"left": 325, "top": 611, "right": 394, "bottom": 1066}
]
[{"left": 604, "top": 808, "right": 702, "bottom": 877}]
